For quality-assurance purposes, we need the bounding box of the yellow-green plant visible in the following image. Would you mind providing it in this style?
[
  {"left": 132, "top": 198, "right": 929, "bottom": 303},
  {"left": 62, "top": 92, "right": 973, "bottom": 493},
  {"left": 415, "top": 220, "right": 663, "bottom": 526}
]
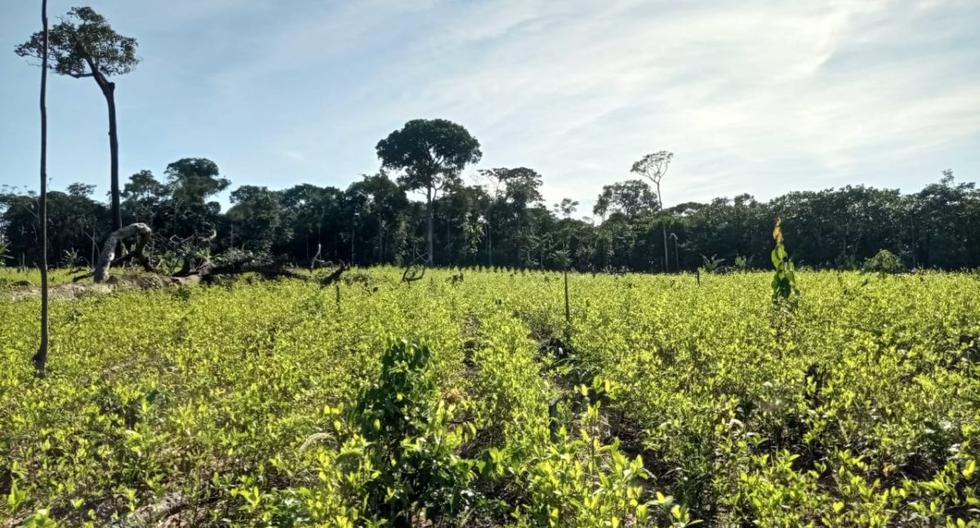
[
  {"left": 352, "top": 339, "right": 475, "bottom": 525},
  {"left": 2, "top": 267, "right": 978, "bottom": 526},
  {"left": 771, "top": 218, "right": 799, "bottom": 302}
]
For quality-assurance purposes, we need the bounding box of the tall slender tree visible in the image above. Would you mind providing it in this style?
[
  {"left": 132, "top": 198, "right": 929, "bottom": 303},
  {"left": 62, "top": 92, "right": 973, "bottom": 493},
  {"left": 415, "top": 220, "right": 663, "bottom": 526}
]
[
  {"left": 631, "top": 151, "right": 674, "bottom": 272},
  {"left": 16, "top": 6, "right": 139, "bottom": 234},
  {"left": 31, "top": 0, "right": 50, "bottom": 374},
  {"left": 376, "top": 119, "right": 481, "bottom": 265}
]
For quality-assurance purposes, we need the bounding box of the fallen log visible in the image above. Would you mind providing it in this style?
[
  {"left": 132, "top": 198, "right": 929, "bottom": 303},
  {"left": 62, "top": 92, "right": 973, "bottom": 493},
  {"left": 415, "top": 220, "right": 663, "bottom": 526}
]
[
  {"left": 175, "top": 228, "right": 217, "bottom": 277},
  {"left": 320, "top": 262, "right": 349, "bottom": 286},
  {"left": 94, "top": 223, "right": 152, "bottom": 283}
]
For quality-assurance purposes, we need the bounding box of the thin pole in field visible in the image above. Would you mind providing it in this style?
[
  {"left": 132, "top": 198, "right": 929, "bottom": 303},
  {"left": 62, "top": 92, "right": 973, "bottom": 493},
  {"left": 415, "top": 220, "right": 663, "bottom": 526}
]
[{"left": 31, "top": 0, "right": 50, "bottom": 375}]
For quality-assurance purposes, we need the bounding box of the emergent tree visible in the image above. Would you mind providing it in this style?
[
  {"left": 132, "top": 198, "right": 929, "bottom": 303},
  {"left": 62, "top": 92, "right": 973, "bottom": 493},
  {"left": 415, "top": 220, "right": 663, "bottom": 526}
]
[
  {"left": 376, "top": 119, "right": 482, "bottom": 265},
  {"left": 16, "top": 6, "right": 139, "bottom": 234},
  {"left": 631, "top": 151, "right": 673, "bottom": 271}
]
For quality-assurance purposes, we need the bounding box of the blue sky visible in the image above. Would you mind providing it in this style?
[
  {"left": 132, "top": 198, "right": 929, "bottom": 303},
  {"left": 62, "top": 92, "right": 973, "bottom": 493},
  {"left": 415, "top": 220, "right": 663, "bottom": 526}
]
[{"left": 2, "top": 0, "right": 978, "bottom": 215}]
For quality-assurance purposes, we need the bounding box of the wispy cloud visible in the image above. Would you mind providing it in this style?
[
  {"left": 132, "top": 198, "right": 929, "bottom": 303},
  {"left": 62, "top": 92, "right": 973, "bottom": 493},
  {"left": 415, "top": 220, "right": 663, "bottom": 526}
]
[{"left": 3, "top": 0, "right": 977, "bottom": 208}]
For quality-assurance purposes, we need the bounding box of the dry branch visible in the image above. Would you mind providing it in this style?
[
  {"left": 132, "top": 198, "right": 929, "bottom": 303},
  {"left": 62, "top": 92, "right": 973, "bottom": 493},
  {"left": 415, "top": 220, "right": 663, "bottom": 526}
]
[
  {"left": 310, "top": 243, "right": 324, "bottom": 271},
  {"left": 320, "top": 262, "right": 349, "bottom": 286},
  {"left": 94, "top": 222, "right": 152, "bottom": 283},
  {"left": 402, "top": 263, "right": 426, "bottom": 283}
]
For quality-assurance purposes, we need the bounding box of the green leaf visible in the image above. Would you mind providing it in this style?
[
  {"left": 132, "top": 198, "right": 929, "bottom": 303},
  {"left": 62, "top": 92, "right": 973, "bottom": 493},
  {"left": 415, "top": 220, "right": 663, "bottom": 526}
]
[{"left": 963, "top": 459, "right": 976, "bottom": 479}]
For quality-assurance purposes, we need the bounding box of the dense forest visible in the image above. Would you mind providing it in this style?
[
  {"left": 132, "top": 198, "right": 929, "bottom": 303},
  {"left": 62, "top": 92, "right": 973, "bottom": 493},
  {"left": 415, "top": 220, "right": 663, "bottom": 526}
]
[{"left": 2, "top": 158, "right": 978, "bottom": 273}]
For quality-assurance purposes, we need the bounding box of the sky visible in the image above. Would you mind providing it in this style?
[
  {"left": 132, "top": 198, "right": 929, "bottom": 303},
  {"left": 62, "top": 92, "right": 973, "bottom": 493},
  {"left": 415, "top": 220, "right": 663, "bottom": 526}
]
[{"left": 1, "top": 0, "right": 979, "bottom": 215}]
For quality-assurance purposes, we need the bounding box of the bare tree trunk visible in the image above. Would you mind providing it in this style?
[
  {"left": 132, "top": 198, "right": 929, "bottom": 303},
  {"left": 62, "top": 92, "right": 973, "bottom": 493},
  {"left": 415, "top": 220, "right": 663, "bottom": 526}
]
[
  {"left": 104, "top": 83, "right": 121, "bottom": 233},
  {"left": 94, "top": 223, "right": 152, "bottom": 283},
  {"left": 90, "top": 223, "right": 97, "bottom": 267},
  {"left": 310, "top": 243, "right": 322, "bottom": 271},
  {"left": 426, "top": 186, "right": 434, "bottom": 265},
  {"left": 674, "top": 236, "right": 680, "bottom": 271},
  {"left": 83, "top": 52, "right": 124, "bottom": 253},
  {"left": 487, "top": 223, "right": 492, "bottom": 266},
  {"left": 31, "top": 0, "right": 49, "bottom": 375},
  {"left": 657, "top": 182, "right": 668, "bottom": 273}
]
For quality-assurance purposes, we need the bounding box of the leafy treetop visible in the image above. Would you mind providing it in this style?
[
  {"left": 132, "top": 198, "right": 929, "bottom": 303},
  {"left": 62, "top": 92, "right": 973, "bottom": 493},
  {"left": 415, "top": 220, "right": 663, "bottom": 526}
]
[
  {"left": 15, "top": 6, "right": 138, "bottom": 81},
  {"left": 165, "top": 158, "right": 230, "bottom": 204},
  {"left": 376, "top": 119, "right": 482, "bottom": 195},
  {"left": 593, "top": 179, "right": 660, "bottom": 218},
  {"left": 480, "top": 167, "right": 544, "bottom": 208}
]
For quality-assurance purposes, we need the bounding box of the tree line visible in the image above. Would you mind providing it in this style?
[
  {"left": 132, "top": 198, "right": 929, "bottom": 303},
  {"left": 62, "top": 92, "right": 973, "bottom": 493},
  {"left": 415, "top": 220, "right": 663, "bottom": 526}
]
[{"left": 2, "top": 160, "right": 977, "bottom": 272}]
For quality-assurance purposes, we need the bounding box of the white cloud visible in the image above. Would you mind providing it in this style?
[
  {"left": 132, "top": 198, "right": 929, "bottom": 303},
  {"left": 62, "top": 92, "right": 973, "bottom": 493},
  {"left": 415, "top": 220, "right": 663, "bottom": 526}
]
[
  {"left": 372, "top": 0, "right": 976, "bottom": 205},
  {"left": 128, "top": 0, "right": 980, "bottom": 208}
]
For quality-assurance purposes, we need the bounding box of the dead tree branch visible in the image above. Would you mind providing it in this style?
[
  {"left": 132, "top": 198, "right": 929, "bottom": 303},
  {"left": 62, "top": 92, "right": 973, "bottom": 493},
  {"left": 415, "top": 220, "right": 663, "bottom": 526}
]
[
  {"left": 94, "top": 223, "right": 152, "bottom": 283},
  {"left": 402, "top": 262, "right": 426, "bottom": 283},
  {"left": 310, "top": 243, "right": 324, "bottom": 271},
  {"left": 320, "top": 261, "right": 349, "bottom": 286}
]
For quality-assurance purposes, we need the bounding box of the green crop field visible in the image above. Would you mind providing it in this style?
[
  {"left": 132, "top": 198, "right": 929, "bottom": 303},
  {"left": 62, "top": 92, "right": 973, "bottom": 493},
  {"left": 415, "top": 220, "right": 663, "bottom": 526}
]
[{"left": 1, "top": 269, "right": 978, "bottom": 527}]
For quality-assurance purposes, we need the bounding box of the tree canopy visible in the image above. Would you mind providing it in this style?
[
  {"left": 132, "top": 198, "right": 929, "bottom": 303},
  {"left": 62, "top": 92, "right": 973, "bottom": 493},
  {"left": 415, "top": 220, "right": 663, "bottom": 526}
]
[
  {"left": 376, "top": 119, "right": 483, "bottom": 192},
  {"left": 593, "top": 180, "right": 659, "bottom": 219},
  {"left": 376, "top": 119, "right": 482, "bottom": 263},
  {"left": 3, "top": 162, "right": 977, "bottom": 272},
  {"left": 15, "top": 6, "right": 138, "bottom": 79}
]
